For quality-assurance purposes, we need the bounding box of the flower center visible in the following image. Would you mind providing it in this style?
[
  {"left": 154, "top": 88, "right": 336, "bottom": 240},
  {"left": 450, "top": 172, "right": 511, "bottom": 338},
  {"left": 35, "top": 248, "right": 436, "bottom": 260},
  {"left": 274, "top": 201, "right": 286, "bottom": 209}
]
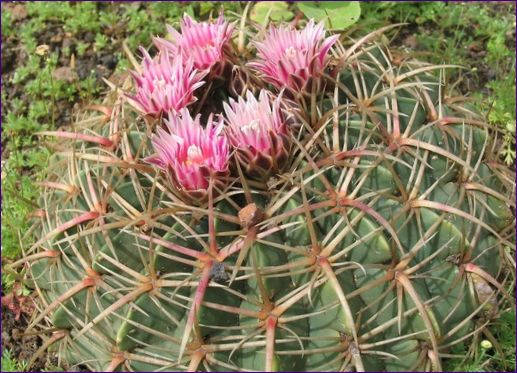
[
  {"left": 186, "top": 144, "right": 204, "bottom": 165},
  {"left": 284, "top": 46, "right": 297, "bottom": 58},
  {"left": 241, "top": 120, "right": 260, "bottom": 134},
  {"left": 154, "top": 78, "right": 167, "bottom": 88}
]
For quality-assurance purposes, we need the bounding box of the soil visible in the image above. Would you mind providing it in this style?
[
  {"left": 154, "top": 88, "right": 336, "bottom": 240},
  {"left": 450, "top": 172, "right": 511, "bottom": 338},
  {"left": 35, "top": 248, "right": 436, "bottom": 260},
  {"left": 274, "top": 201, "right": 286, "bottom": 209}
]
[
  {"left": 1, "top": 2, "right": 125, "bottom": 134},
  {"left": 1, "top": 306, "right": 57, "bottom": 371},
  {"left": 388, "top": 2, "right": 515, "bottom": 97}
]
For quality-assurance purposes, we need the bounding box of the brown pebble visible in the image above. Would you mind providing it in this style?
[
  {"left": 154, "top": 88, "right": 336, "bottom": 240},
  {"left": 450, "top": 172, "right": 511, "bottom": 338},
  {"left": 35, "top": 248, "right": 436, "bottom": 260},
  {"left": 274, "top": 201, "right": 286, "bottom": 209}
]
[
  {"left": 239, "top": 203, "right": 264, "bottom": 228},
  {"left": 52, "top": 66, "right": 78, "bottom": 82},
  {"left": 403, "top": 35, "right": 418, "bottom": 49},
  {"left": 50, "top": 34, "right": 63, "bottom": 44}
]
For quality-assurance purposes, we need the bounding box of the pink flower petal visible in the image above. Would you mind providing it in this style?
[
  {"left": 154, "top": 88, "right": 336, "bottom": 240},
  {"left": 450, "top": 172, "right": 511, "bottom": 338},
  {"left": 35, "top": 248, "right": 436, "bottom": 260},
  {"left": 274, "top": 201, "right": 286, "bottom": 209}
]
[
  {"left": 249, "top": 20, "right": 337, "bottom": 90},
  {"left": 147, "top": 109, "right": 229, "bottom": 192}
]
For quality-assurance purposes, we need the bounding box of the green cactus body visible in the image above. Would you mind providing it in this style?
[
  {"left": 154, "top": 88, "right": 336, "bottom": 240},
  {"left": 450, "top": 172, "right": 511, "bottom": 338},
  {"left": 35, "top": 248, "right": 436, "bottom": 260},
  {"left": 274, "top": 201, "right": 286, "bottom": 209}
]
[{"left": 21, "top": 28, "right": 515, "bottom": 373}]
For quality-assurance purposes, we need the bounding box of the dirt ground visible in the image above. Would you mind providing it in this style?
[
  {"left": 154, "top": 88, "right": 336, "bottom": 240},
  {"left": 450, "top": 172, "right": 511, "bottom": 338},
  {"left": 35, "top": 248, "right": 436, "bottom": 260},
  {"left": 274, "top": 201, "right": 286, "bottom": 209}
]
[
  {"left": 1, "top": 309, "right": 55, "bottom": 371},
  {"left": 1, "top": 2, "right": 125, "bottom": 134}
]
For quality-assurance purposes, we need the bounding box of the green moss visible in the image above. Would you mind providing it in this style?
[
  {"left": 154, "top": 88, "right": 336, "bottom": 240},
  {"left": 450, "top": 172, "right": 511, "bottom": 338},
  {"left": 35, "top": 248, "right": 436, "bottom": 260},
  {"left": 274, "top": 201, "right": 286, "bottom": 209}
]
[{"left": 1, "top": 349, "right": 28, "bottom": 372}]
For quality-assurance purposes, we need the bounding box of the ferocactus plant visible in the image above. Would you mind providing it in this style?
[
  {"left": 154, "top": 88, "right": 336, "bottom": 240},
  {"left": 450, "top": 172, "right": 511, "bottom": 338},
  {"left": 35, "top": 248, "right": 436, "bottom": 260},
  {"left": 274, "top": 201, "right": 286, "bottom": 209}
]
[{"left": 19, "top": 11, "right": 515, "bottom": 372}]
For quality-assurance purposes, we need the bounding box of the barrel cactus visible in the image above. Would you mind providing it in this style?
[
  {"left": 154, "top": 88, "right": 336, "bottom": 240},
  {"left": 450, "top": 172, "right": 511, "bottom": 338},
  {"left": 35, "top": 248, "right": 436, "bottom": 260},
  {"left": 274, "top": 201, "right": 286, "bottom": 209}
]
[{"left": 20, "top": 13, "right": 515, "bottom": 372}]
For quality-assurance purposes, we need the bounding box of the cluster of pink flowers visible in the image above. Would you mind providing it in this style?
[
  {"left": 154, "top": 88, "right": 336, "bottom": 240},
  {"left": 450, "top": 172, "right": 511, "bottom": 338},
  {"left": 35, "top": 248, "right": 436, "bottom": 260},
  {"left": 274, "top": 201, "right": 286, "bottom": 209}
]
[{"left": 127, "top": 14, "right": 337, "bottom": 199}]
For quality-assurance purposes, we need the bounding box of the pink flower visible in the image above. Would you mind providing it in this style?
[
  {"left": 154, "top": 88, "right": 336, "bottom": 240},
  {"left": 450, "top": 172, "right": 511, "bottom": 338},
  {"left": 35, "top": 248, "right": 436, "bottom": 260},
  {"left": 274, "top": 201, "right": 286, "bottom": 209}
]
[
  {"left": 249, "top": 20, "right": 339, "bottom": 90},
  {"left": 127, "top": 48, "right": 205, "bottom": 117},
  {"left": 154, "top": 13, "right": 234, "bottom": 71},
  {"left": 147, "top": 109, "right": 229, "bottom": 199},
  {"left": 224, "top": 90, "right": 290, "bottom": 179}
]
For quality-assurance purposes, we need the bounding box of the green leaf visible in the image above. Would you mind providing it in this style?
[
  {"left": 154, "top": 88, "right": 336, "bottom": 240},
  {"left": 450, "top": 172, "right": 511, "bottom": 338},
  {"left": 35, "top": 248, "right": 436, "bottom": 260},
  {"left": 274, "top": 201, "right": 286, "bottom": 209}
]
[
  {"left": 250, "top": 1, "right": 294, "bottom": 25},
  {"left": 297, "top": 1, "right": 361, "bottom": 30},
  {"left": 199, "top": 2, "right": 215, "bottom": 16}
]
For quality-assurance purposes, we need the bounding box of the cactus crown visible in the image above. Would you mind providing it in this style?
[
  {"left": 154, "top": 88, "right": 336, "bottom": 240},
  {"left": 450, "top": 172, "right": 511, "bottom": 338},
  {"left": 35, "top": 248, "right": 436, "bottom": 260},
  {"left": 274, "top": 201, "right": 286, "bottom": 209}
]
[{"left": 21, "top": 15, "right": 515, "bottom": 372}]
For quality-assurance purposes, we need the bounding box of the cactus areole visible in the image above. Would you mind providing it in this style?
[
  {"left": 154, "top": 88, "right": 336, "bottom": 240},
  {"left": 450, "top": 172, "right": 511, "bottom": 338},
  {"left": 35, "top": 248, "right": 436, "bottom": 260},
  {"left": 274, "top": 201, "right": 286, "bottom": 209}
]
[{"left": 23, "top": 14, "right": 515, "bottom": 373}]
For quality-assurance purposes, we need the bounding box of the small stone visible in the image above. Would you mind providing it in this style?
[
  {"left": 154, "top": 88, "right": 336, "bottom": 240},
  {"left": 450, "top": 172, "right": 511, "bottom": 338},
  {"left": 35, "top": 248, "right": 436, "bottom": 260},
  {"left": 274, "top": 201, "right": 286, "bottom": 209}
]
[
  {"left": 50, "top": 34, "right": 63, "bottom": 44},
  {"left": 35, "top": 44, "right": 50, "bottom": 56},
  {"left": 52, "top": 66, "right": 78, "bottom": 82},
  {"left": 238, "top": 203, "right": 264, "bottom": 228},
  {"left": 403, "top": 35, "right": 418, "bottom": 49},
  {"left": 209, "top": 262, "right": 229, "bottom": 283}
]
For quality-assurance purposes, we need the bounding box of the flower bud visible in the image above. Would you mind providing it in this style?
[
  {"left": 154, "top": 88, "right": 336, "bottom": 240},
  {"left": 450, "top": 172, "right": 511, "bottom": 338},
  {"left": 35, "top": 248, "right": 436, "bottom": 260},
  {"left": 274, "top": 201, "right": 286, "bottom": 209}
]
[
  {"left": 224, "top": 90, "right": 291, "bottom": 180},
  {"left": 127, "top": 49, "right": 205, "bottom": 117},
  {"left": 147, "top": 109, "right": 230, "bottom": 202},
  {"left": 248, "top": 19, "right": 338, "bottom": 91},
  {"left": 154, "top": 13, "right": 234, "bottom": 72}
]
